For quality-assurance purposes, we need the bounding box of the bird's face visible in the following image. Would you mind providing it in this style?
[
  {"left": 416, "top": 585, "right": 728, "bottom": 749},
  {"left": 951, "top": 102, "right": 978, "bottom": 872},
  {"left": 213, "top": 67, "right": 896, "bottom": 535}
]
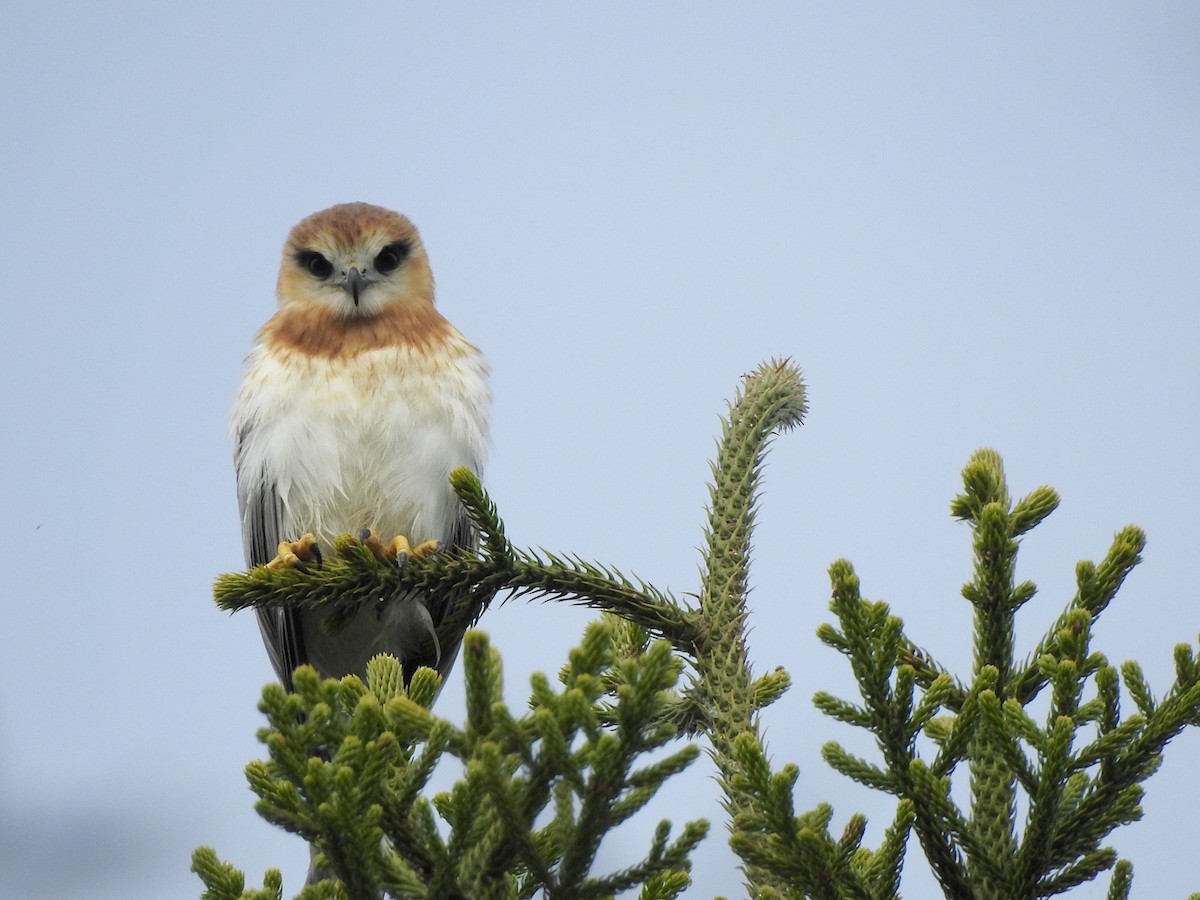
[{"left": 277, "top": 203, "right": 435, "bottom": 317}]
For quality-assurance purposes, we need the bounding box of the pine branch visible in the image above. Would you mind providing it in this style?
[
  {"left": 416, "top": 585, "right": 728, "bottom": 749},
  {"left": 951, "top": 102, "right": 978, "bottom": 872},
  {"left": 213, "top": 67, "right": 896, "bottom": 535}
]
[
  {"left": 204, "top": 359, "right": 1200, "bottom": 899},
  {"left": 196, "top": 624, "right": 709, "bottom": 899},
  {"left": 814, "top": 448, "right": 1200, "bottom": 899},
  {"left": 214, "top": 476, "right": 699, "bottom": 652}
]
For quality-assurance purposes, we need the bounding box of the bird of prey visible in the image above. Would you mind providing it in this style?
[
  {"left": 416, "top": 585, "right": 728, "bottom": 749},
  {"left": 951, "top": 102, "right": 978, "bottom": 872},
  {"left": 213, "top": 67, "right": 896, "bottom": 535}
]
[{"left": 231, "top": 202, "right": 490, "bottom": 691}]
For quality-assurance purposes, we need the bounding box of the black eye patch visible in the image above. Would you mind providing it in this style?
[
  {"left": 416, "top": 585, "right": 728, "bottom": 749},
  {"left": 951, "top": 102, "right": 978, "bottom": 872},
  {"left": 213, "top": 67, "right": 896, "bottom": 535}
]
[
  {"left": 373, "top": 241, "right": 411, "bottom": 276},
  {"left": 295, "top": 250, "right": 334, "bottom": 279}
]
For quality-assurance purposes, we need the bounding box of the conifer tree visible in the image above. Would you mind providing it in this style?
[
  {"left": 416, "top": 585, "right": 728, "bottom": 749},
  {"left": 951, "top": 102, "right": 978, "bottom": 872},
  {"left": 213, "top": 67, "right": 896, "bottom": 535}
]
[{"left": 197, "top": 360, "right": 1200, "bottom": 899}]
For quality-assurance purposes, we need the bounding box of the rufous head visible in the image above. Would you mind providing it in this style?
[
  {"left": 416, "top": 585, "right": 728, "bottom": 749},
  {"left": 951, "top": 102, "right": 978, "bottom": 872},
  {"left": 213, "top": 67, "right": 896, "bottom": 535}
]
[{"left": 277, "top": 203, "right": 434, "bottom": 316}]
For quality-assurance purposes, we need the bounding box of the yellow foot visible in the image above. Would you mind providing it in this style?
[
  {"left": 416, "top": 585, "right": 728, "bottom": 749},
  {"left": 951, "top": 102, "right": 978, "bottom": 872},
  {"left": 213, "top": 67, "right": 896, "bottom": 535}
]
[
  {"left": 266, "top": 532, "right": 323, "bottom": 570},
  {"left": 360, "top": 529, "right": 440, "bottom": 564}
]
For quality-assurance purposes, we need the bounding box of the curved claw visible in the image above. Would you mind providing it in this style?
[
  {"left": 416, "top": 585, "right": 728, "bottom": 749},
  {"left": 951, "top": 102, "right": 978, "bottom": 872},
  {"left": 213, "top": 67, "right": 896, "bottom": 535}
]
[
  {"left": 361, "top": 529, "right": 393, "bottom": 564},
  {"left": 395, "top": 535, "right": 441, "bottom": 558},
  {"left": 266, "top": 533, "right": 323, "bottom": 571},
  {"left": 360, "top": 529, "right": 440, "bottom": 565}
]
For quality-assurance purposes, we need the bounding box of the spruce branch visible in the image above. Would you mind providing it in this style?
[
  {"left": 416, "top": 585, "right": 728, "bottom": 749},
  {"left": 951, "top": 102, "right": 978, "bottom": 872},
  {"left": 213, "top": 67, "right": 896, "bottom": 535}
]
[
  {"left": 691, "top": 361, "right": 823, "bottom": 894},
  {"left": 205, "top": 359, "right": 1200, "bottom": 898},
  {"left": 814, "top": 448, "right": 1200, "bottom": 899},
  {"left": 215, "top": 474, "right": 699, "bottom": 652},
  {"left": 197, "top": 623, "right": 708, "bottom": 899},
  {"left": 1106, "top": 860, "right": 1133, "bottom": 900},
  {"left": 692, "top": 363, "right": 901, "bottom": 898},
  {"left": 1008, "top": 526, "right": 1146, "bottom": 706}
]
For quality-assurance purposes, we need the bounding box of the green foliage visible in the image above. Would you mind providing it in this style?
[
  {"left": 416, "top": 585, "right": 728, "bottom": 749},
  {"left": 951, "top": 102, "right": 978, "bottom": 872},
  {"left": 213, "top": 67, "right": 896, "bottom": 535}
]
[
  {"left": 195, "top": 621, "right": 707, "bottom": 899},
  {"left": 816, "top": 449, "right": 1200, "bottom": 899},
  {"left": 203, "top": 360, "right": 1200, "bottom": 898}
]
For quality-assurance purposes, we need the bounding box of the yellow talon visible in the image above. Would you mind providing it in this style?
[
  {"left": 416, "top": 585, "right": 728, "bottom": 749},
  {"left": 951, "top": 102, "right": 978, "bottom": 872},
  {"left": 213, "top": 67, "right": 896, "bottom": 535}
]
[
  {"left": 360, "top": 529, "right": 439, "bottom": 563},
  {"left": 266, "top": 532, "right": 322, "bottom": 570},
  {"left": 392, "top": 535, "right": 440, "bottom": 557},
  {"left": 361, "top": 528, "right": 388, "bottom": 562}
]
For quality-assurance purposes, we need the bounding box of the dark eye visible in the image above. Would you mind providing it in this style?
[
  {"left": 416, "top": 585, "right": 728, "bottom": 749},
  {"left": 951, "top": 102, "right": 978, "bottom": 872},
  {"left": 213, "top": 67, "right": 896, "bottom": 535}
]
[
  {"left": 296, "top": 250, "right": 333, "bottom": 279},
  {"left": 373, "top": 241, "right": 411, "bottom": 276}
]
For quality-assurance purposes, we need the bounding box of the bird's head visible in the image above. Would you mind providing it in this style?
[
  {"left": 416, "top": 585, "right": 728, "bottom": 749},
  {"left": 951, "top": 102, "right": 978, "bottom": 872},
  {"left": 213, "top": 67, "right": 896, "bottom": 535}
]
[{"left": 277, "top": 203, "right": 434, "bottom": 317}]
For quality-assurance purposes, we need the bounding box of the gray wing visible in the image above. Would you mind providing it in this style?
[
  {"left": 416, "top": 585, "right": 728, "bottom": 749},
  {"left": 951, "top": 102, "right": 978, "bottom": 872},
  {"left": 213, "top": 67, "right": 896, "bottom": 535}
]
[
  {"left": 235, "top": 427, "right": 306, "bottom": 691},
  {"left": 420, "top": 504, "right": 478, "bottom": 684},
  {"left": 429, "top": 506, "right": 477, "bottom": 627}
]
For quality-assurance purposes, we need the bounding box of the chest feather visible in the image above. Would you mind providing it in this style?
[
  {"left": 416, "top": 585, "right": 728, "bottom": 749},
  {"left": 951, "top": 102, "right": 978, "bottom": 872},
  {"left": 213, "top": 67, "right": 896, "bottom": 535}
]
[{"left": 235, "top": 341, "right": 489, "bottom": 543}]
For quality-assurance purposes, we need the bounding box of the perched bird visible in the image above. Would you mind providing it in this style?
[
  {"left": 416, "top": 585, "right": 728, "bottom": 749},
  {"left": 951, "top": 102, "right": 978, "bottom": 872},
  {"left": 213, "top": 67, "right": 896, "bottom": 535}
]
[{"left": 231, "top": 202, "right": 490, "bottom": 691}]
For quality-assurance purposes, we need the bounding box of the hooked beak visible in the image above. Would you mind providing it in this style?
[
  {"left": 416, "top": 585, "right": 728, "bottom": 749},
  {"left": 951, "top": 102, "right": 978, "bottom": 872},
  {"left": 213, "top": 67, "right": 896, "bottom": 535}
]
[{"left": 341, "top": 267, "right": 369, "bottom": 307}]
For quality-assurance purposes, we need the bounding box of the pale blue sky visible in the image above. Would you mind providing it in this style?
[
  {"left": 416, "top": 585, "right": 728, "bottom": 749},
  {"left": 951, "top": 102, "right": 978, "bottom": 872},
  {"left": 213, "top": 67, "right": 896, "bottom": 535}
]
[{"left": 2, "top": 4, "right": 1198, "bottom": 898}]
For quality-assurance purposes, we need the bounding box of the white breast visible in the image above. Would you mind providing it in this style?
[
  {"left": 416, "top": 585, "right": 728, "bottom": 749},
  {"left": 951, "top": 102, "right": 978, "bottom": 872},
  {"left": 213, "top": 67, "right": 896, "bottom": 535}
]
[{"left": 232, "top": 335, "right": 490, "bottom": 548}]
